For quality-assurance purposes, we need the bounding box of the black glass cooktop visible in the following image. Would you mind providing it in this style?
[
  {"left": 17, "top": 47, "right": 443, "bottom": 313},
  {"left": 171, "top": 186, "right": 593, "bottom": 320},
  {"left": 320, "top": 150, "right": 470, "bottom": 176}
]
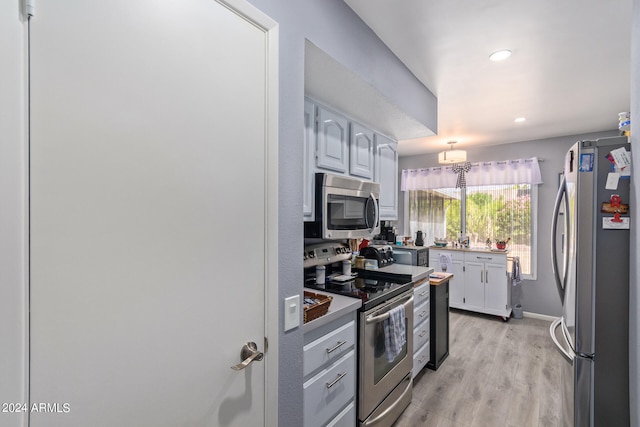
[{"left": 305, "top": 275, "right": 413, "bottom": 311}]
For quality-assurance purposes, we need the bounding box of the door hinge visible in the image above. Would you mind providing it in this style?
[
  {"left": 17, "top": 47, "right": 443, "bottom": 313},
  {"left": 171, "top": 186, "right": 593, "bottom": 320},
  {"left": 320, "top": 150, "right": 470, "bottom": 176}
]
[{"left": 24, "top": 0, "right": 35, "bottom": 17}]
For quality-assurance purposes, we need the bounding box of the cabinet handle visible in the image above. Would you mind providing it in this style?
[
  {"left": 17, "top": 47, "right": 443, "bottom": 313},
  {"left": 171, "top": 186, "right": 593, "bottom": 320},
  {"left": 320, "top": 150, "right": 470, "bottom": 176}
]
[
  {"left": 419, "top": 311, "right": 428, "bottom": 318},
  {"left": 326, "top": 372, "right": 347, "bottom": 389},
  {"left": 480, "top": 270, "right": 483, "bottom": 283},
  {"left": 486, "top": 270, "right": 489, "bottom": 283},
  {"left": 419, "top": 291, "right": 428, "bottom": 296},
  {"left": 419, "top": 330, "right": 428, "bottom": 338},
  {"left": 419, "top": 356, "right": 427, "bottom": 364},
  {"left": 326, "top": 340, "right": 347, "bottom": 354}
]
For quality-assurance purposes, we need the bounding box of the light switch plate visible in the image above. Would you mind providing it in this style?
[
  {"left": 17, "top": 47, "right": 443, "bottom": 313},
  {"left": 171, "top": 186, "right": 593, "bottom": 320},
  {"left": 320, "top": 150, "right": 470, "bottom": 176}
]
[{"left": 284, "top": 295, "right": 300, "bottom": 331}]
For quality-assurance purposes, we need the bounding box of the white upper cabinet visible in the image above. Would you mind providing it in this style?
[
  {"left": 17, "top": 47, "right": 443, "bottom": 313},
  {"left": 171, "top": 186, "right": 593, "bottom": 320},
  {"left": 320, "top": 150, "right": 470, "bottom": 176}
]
[
  {"left": 316, "top": 105, "right": 349, "bottom": 174},
  {"left": 303, "top": 99, "right": 400, "bottom": 221},
  {"left": 375, "top": 133, "right": 398, "bottom": 220},
  {"left": 304, "top": 100, "right": 316, "bottom": 220},
  {"left": 349, "top": 123, "right": 374, "bottom": 180}
]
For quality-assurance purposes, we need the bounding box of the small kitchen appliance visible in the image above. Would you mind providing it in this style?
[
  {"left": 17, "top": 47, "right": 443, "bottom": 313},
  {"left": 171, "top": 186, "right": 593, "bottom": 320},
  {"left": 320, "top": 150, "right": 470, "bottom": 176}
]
[
  {"left": 304, "top": 173, "right": 380, "bottom": 240},
  {"left": 359, "top": 244, "right": 395, "bottom": 268},
  {"left": 392, "top": 245, "right": 429, "bottom": 267}
]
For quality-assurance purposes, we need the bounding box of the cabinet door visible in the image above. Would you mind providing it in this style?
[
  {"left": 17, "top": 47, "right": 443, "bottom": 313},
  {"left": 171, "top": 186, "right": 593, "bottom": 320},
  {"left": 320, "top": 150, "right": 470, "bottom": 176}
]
[
  {"left": 485, "top": 263, "right": 508, "bottom": 313},
  {"left": 304, "top": 100, "right": 316, "bottom": 220},
  {"left": 464, "top": 261, "right": 485, "bottom": 309},
  {"left": 349, "top": 123, "right": 375, "bottom": 179},
  {"left": 374, "top": 134, "right": 398, "bottom": 220},
  {"left": 316, "top": 106, "right": 349, "bottom": 173},
  {"left": 449, "top": 260, "right": 465, "bottom": 308}
]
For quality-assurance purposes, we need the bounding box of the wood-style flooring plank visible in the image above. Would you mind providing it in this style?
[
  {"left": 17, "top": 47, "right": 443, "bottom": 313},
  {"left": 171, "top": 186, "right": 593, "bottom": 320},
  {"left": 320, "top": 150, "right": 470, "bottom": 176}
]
[{"left": 395, "top": 309, "right": 563, "bottom": 427}]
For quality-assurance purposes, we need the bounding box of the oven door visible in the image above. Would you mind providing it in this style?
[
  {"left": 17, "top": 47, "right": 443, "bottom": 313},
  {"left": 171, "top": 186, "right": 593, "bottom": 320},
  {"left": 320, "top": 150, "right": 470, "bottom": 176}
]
[
  {"left": 322, "top": 186, "right": 379, "bottom": 240},
  {"left": 359, "top": 290, "right": 414, "bottom": 421}
]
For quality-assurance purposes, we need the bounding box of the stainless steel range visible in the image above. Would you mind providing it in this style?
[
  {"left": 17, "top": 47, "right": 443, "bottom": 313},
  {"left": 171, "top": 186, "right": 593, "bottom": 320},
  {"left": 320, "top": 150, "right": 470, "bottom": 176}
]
[{"left": 304, "top": 242, "right": 414, "bottom": 427}]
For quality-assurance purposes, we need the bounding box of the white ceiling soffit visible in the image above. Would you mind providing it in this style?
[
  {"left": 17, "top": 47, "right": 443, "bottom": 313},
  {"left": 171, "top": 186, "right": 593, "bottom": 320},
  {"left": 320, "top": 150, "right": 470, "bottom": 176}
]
[
  {"left": 304, "top": 40, "right": 436, "bottom": 140},
  {"left": 344, "top": 0, "right": 632, "bottom": 157}
]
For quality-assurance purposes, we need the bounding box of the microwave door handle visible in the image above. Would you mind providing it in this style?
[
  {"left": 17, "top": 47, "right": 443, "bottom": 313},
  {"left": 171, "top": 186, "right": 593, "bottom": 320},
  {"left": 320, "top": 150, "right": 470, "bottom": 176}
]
[
  {"left": 366, "top": 192, "right": 379, "bottom": 234},
  {"left": 551, "top": 175, "right": 567, "bottom": 305}
]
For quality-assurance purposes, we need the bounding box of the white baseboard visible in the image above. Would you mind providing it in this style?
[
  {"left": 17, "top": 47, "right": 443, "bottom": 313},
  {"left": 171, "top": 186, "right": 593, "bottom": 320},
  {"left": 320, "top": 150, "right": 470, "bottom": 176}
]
[{"left": 523, "top": 311, "right": 557, "bottom": 322}]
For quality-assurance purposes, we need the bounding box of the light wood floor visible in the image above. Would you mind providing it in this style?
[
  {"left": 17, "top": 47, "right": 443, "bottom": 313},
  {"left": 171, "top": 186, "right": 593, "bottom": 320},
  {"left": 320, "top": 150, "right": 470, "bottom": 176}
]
[{"left": 395, "top": 309, "right": 563, "bottom": 427}]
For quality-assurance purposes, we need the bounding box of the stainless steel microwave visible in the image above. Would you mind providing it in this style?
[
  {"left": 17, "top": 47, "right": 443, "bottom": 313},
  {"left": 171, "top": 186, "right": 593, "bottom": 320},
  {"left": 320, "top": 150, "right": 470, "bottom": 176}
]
[{"left": 304, "top": 173, "right": 380, "bottom": 239}]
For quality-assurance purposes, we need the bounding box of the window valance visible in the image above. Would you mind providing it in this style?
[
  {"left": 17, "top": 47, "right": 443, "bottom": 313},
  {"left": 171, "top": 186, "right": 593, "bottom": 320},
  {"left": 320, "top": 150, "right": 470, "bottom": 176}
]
[{"left": 401, "top": 157, "right": 543, "bottom": 191}]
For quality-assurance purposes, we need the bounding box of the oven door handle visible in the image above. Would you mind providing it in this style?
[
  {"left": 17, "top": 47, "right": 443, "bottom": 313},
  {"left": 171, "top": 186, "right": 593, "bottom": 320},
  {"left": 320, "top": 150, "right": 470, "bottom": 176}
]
[{"left": 365, "top": 295, "right": 414, "bottom": 324}]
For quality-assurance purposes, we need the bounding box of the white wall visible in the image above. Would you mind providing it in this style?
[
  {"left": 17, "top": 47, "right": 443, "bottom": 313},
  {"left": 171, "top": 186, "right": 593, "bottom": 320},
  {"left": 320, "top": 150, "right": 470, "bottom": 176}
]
[
  {"left": 0, "top": 1, "right": 28, "bottom": 427},
  {"left": 398, "top": 130, "right": 619, "bottom": 317}
]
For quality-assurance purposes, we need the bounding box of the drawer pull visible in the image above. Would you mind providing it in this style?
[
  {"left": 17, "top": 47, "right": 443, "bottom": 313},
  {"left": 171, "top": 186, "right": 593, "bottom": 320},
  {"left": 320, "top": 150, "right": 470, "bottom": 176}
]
[
  {"left": 419, "top": 356, "right": 427, "bottom": 363},
  {"left": 326, "top": 340, "right": 347, "bottom": 354},
  {"left": 419, "top": 311, "right": 428, "bottom": 318},
  {"left": 326, "top": 372, "right": 347, "bottom": 389},
  {"left": 419, "top": 330, "right": 428, "bottom": 338},
  {"left": 419, "top": 290, "right": 428, "bottom": 296}
]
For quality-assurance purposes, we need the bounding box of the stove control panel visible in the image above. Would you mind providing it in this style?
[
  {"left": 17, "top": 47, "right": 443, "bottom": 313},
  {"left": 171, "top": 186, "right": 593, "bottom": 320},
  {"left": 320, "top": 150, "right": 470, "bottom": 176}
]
[{"left": 304, "top": 242, "right": 352, "bottom": 269}]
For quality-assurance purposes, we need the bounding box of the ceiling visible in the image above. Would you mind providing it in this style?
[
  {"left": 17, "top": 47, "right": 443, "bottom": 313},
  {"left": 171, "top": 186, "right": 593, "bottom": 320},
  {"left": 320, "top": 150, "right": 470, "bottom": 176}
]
[{"left": 343, "top": 0, "right": 632, "bottom": 156}]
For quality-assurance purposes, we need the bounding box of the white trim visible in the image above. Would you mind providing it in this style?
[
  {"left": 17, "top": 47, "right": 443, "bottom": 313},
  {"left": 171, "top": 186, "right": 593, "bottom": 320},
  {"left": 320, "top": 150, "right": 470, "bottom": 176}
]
[
  {"left": 216, "top": 1, "right": 280, "bottom": 425},
  {"left": 522, "top": 311, "right": 557, "bottom": 322}
]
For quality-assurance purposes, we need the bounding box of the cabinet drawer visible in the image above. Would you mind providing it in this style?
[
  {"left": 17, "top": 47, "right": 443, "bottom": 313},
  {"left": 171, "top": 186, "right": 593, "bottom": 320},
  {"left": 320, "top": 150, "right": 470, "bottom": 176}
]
[
  {"left": 413, "top": 282, "right": 430, "bottom": 308},
  {"left": 413, "top": 317, "right": 430, "bottom": 351},
  {"left": 412, "top": 341, "right": 430, "bottom": 380},
  {"left": 464, "top": 252, "right": 507, "bottom": 265},
  {"left": 413, "top": 300, "right": 430, "bottom": 327},
  {"left": 304, "top": 320, "right": 355, "bottom": 378},
  {"left": 304, "top": 350, "right": 356, "bottom": 427},
  {"left": 326, "top": 401, "right": 356, "bottom": 427}
]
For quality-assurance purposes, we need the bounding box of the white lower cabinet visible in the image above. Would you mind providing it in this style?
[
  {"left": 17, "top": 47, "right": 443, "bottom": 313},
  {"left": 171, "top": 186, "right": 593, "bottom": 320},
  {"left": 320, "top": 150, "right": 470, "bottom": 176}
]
[
  {"left": 412, "top": 280, "right": 430, "bottom": 379},
  {"left": 304, "top": 314, "right": 357, "bottom": 427},
  {"left": 429, "top": 249, "right": 511, "bottom": 319},
  {"left": 429, "top": 250, "right": 464, "bottom": 307}
]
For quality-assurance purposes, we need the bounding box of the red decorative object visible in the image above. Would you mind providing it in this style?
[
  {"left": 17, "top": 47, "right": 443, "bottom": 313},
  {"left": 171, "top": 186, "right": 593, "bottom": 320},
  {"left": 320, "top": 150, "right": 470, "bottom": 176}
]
[{"left": 610, "top": 194, "right": 622, "bottom": 208}]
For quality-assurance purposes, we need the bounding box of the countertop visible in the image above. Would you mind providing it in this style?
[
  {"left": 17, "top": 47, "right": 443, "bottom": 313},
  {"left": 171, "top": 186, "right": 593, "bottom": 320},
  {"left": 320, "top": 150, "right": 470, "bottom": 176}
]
[
  {"left": 429, "top": 272, "right": 453, "bottom": 286},
  {"left": 427, "top": 245, "right": 509, "bottom": 255},
  {"left": 302, "top": 288, "right": 361, "bottom": 334}
]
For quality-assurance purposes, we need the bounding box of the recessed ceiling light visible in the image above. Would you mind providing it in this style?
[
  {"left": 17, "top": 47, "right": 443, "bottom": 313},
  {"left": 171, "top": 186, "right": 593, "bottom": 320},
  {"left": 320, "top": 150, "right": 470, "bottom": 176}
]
[
  {"left": 489, "top": 50, "right": 512, "bottom": 61},
  {"left": 514, "top": 117, "right": 526, "bottom": 123}
]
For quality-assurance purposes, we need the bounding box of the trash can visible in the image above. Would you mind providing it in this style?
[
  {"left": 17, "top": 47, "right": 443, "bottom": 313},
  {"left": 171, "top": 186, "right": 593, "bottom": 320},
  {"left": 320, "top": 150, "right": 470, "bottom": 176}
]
[{"left": 513, "top": 304, "right": 523, "bottom": 319}]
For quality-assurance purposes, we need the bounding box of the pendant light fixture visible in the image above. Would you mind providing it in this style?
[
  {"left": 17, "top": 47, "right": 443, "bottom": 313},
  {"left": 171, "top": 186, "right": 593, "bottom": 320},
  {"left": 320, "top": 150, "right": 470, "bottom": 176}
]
[{"left": 438, "top": 141, "right": 467, "bottom": 164}]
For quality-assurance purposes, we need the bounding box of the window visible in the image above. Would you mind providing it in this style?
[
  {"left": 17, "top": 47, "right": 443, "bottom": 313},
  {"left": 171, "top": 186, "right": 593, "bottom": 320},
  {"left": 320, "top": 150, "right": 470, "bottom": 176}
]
[
  {"left": 464, "top": 184, "right": 536, "bottom": 277},
  {"left": 407, "top": 184, "right": 537, "bottom": 278},
  {"left": 402, "top": 156, "right": 542, "bottom": 280}
]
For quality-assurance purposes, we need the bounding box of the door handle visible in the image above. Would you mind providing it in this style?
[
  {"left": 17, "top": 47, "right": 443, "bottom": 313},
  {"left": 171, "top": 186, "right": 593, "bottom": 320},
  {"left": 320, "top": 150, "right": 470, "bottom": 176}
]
[{"left": 231, "top": 341, "right": 264, "bottom": 371}]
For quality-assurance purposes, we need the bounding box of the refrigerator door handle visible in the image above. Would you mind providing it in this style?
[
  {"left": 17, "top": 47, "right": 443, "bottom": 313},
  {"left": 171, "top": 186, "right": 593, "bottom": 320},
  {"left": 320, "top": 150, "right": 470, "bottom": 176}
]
[
  {"left": 551, "top": 174, "right": 570, "bottom": 304},
  {"left": 550, "top": 317, "right": 574, "bottom": 363}
]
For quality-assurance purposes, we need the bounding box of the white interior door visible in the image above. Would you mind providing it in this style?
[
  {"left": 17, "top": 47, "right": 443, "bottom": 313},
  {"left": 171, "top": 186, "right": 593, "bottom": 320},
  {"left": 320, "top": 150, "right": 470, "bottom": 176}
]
[{"left": 29, "top": 1, "right": 278, "bottom": 426}]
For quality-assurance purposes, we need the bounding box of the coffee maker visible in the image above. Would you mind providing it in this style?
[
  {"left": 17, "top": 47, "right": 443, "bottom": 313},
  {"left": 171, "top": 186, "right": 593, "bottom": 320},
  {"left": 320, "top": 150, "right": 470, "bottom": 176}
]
[{"left": 377, "top": 221, "right": 396, "bottom": 244}]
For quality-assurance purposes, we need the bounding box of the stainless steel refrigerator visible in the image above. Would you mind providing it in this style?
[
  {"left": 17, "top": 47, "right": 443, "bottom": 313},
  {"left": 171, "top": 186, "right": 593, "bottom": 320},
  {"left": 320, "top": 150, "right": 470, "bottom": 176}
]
[{"left": 550, "top": 136, "right": 630, "bottom": 426}]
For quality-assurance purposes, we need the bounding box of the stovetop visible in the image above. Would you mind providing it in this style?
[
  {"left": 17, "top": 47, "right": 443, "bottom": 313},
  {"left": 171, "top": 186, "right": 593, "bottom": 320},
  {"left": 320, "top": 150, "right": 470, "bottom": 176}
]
[{"left": 305, "top": 275, "right": 413, "bottom": 311}]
